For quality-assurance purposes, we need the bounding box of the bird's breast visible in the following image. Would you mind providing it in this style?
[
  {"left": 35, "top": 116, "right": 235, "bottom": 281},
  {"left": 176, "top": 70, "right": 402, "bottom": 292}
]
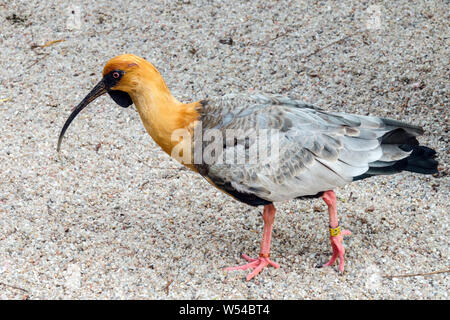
[{"left": 134, "top": 96, "right": 202, "bottom": 172}]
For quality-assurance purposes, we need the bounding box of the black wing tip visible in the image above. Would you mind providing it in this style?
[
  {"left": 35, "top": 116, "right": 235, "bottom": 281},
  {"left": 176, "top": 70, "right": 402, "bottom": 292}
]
[{"left": 354, "top": 145, "right": 439, "bottom": 181}]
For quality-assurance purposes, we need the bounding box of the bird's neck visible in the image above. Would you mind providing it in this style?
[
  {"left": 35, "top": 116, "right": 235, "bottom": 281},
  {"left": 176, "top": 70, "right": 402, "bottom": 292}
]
[{"left": 130, "top": 78, "right": 201, "bottom": 166}]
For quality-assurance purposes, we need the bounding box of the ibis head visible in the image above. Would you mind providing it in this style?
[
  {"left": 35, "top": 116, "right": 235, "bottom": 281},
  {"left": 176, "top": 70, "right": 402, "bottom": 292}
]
[{"left": 57, "top": 54, "right": 168, "bottom": 152}]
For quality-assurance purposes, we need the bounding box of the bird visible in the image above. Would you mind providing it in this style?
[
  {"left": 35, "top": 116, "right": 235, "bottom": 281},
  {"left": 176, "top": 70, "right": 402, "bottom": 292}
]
[{"left": 57, "top": 54, "right": 439, "bottom": 281}]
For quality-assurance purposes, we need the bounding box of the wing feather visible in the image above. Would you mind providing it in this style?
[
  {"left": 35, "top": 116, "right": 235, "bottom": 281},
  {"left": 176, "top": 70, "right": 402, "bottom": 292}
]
[{"left": 197, "top": 94, "right": 421, "bottom": 202}]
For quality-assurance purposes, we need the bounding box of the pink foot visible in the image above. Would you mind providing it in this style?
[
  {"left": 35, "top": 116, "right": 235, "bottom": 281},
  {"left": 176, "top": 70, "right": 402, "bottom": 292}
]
[
  {"left": 225, "top": 254, "right": 280, "bottom": 281},
  {"left": 321, "top": 229, "right": 352, "bottom": 272}
]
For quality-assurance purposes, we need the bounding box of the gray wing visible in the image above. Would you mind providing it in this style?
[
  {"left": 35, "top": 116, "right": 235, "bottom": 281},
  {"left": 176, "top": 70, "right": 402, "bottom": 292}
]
[{"left": 197, "top": 94, "right": 422, "bottom": 202}]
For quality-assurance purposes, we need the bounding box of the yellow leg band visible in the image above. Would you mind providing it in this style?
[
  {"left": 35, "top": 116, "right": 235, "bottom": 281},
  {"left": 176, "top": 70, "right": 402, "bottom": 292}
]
[{"left": 329, "top": 226, "right": 341, "bottom": 237}]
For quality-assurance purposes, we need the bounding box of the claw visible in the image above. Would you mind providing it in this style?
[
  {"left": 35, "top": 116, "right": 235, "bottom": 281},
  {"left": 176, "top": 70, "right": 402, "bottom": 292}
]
[{"left": 225, "top": 254, "right": 280, "bottom": 281}]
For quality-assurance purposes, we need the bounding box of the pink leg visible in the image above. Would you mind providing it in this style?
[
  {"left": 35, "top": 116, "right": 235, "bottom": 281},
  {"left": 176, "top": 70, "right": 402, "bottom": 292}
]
[
  {"left": 320, "top": 190, "right": 352, "bottom": 272},
  {"left": 225, "top": 204, "right": 280, "bottom": 281}
]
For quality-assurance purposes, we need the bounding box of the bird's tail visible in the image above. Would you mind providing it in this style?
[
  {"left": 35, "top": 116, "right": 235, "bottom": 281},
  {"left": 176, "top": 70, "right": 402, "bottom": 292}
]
[
  {"left": 353, "top": 120, "right": 439, "bottom": 181},
  {"left": 354, "top": 145, "right": 438, "bottom": 181},
  {"left": 396, "top": 145, "right": 439, "bottom": 174}
]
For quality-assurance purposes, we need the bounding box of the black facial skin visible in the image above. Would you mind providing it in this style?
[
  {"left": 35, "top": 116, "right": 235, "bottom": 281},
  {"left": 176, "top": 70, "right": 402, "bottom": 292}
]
[
  {"left": 57, "top": 69, "right": 133, "bottom": 151},
  {"left": 103, "top": 69, "right": 125, "bottom": 87},
  {"left": 104, "top": 70, "right": 133, "bottom": 108},
  {"left": 108, "top": 90, "right": 133, "bottom": 108}
]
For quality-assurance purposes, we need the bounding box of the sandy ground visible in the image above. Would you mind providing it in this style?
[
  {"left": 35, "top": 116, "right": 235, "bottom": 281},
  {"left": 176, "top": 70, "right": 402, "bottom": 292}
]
[{"left": 0, "top": 0, "right": 448, "bottom": 299}]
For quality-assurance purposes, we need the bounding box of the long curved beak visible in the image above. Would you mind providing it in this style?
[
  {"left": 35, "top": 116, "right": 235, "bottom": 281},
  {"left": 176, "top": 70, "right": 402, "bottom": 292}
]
[{"left": 57, "top": 79, "right": 107, "bottom": 152}]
